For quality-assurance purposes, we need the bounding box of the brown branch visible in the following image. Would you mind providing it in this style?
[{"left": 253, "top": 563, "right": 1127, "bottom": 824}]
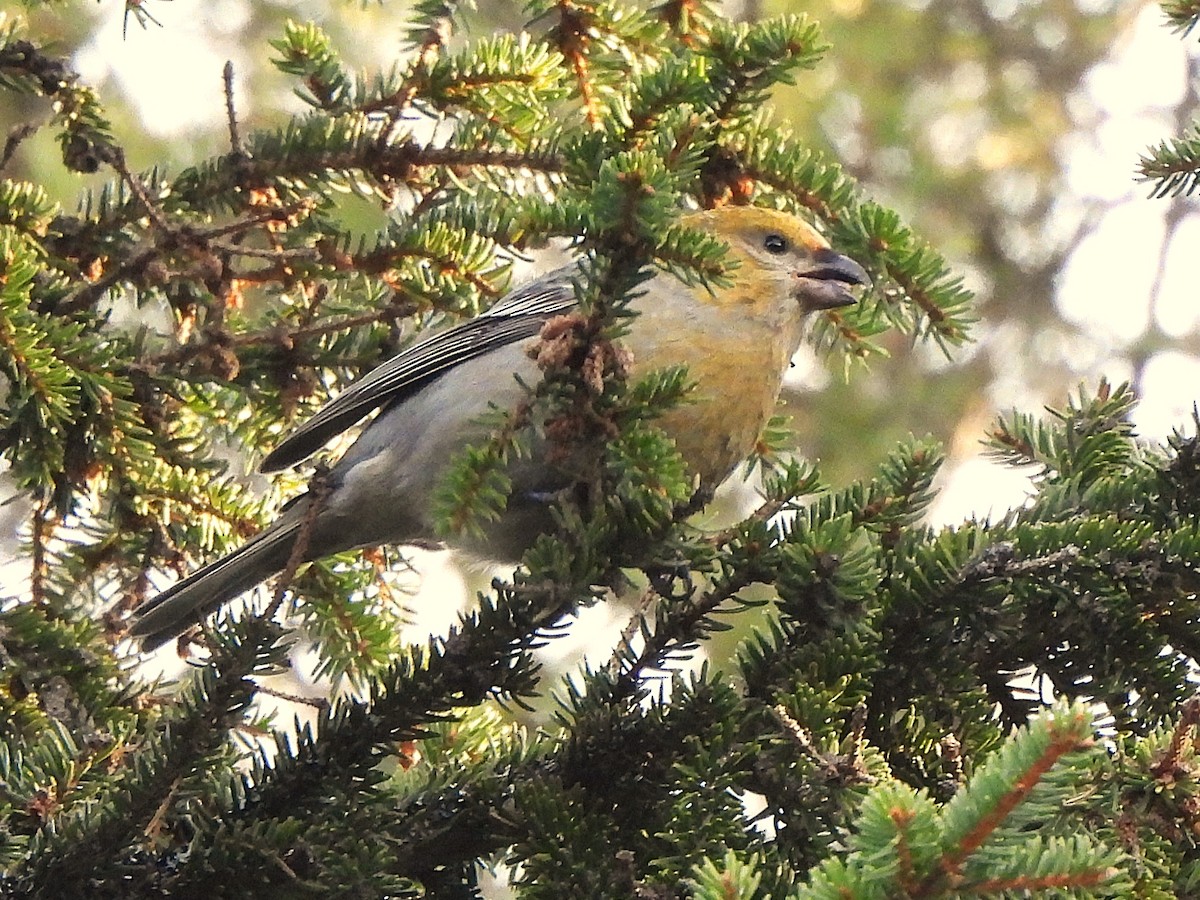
[
  {"left": 264, "top": 470, "right": 331, "bottom": 623},
  {"left": 57, "top": 244, "right": 160, "bottom": 315},
  {"left": 223, "top": 61, "right": 242, "bottom": 155},
  {"left": 1150, "top": 695, "right": 1200, "bottom": 781},
  {"left": 0, "top": 122, "right": 39, "bottom": 175},
  {"left": 30, "top": 498, "right": 52, "bottom": 604},
  {"left": 407, "top": 144, "right": 566, "bottom": 171},
  {"left": 933, "top": 722, "right": 1092, "bottom": 884},
  {"left": 57, "top": 199, "right": 323, "bottom": 315},
  {"left": 735, "top": 160, "right": 839, "bottom": 223},
  {"left": 230, "top": 309, "right": 400, "bottom": 349},
  {"left": 567, "top": 47, "right": 601, "bottom": 129},
  {"left": 208, "top": 241, "right": 316, "bottom": 261},
  {"left": 136, "top": 304, "right": 416, "bottom": 375},
  {"left": 142, "top": 777, "right": 182, "bottom": 842},
  {"left": 103, "top": 146, "right": 172, "bottom": 234},
  {"left": 604, "top": 586, "right": 657, "bottom": 678},
  {"left": 374, "top": 16, "right": 451, "bottom": 152},
  {"left": 611, "top": 569, "right": 753, "bottom": 703},
  {"left": 407, "top": 173, "right": 451, "bottom": 220},
  {"left": 893, "top": 805, "right": 918, "bottom": 894},
  {"left": 58, "top": 137, "right": 563, "bottom": 253},
  {"left": 706, "top": 494, "right": 786, "bottom": 548},
  {"left": 886, "top": 262, "right": 949, "bottom": 329},
  {"left": 254, "top": 683, "right": 329, "bottom": 712},
  {"left": 199, "top": 204, "right": 313, "bottom": 240},
  {"left": 770, "top": 704, "right": 820, "bottom": 759},
  {"left": 345, "top": 241, "right": 503, "bottom": 297},
  {"left": 551, "top": 1, "right": 601, "bottom": 128}
]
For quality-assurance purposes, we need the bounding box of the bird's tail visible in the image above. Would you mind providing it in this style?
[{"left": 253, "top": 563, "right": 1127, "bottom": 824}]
[{"left": 129, "top": 519, "right": 302, "bottom": 651}]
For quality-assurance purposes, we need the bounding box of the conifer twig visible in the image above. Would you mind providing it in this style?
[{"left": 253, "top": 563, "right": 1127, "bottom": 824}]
[
  {"left": 1151, "top": 695, "right": 1200, "bottom": 781},
  {"left": 223, "top": 61, "right": 242, "bottom": 156},
  {"left": 264, "top": 469, "right": 331, "bottom": 623},
  {"left": 930, "top": 711, "right": 1094, "bottom": 885},
  {"left": 0, "top": 122, "right": 38, "bottom": 174}
]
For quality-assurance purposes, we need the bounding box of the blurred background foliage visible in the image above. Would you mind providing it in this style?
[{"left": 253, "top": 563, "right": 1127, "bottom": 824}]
[{"left": 780, "top": 0, "right": 1199, "bottom": 494}]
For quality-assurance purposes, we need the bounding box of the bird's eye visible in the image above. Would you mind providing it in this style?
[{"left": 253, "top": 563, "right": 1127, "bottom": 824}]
[{"left": 763, "top": 233, "right": 790, "bottom": 254}]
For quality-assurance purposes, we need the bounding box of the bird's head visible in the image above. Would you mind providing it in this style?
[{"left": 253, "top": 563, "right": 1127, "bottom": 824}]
[{"left": 683, "top": 206, "right": 870, "bottom": 312}]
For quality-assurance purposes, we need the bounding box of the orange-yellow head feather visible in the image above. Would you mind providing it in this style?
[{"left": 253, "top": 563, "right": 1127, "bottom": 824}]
[{"left": 681, "top": 206, "right": 869, "bottom": 313}]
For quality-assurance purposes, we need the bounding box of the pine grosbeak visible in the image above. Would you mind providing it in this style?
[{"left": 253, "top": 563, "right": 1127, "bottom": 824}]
[{"left": 130, "top": 206, "right": 869, "bottom": 649}]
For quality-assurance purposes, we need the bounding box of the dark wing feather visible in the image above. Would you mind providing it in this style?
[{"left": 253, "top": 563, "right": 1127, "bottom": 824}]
[{"left": 259, "top": 268, "right": 577, "bottom": 473}]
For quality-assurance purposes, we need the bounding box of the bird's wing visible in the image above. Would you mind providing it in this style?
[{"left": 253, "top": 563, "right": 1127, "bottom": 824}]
[{"left": 259, "top": 268, "right": 578, "bottom": 473}]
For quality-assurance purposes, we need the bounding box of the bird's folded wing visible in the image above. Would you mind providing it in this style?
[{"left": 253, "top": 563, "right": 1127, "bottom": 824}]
[{"left": 259, "top": 270, "right": 578, "bottom": 473}]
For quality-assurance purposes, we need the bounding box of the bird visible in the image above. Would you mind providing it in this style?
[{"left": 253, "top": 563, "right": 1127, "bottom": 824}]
[{"left": 128, "top": 206, "right": 870, "bottom": 650}]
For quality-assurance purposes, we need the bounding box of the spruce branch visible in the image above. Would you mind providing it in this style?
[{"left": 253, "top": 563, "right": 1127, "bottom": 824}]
[
  {"left": 1150, "top": 695, "right": 1200, "bottom": 782},
  {"left": 1139, "top": 126, "right": 1200, "bottom": 197},
  {"left": 12, "top": 2, "right": 1198, "bottom": 894},
  {"left": 16, "top": 616, "right": 288, "bottom": 896},
  {"left": 933, "top": 705, "right": 1096, "bottom": 881},
  {"left": 688, "top": 851, "right": 763, "bottom": 900},
  {"left": 377, "top": 0, "right": 457, "bottom": 147},
  {"left": 703, "top": 16, "right": 826, "bottom": 127},
  {"left": 176, "top": 129, "right": 566, "bottom": 212},
  {"left": 797, "top": 703, "right": 1125, "bottom": 898},
  {"left": 770, "top": 704, "right": 872, "bottom": 786},
  {"left": 216, "top": 586, "right": 555, "bottom": 834},
  {"left": 1162, "top": 0, "right": 1200, "bottom": 36},
  {"left": 608, "top": 566, "right": 757, "bottom": 705}
]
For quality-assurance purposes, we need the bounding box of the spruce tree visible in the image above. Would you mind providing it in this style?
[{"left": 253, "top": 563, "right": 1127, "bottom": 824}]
[{"left": 0, "top": 1, "right": 1198, "bottom": 897}]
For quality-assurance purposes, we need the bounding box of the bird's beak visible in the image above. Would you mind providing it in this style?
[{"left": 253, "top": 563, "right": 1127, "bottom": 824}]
[{"left": 796, "top": 249, "right": 871, "bottom": 311}]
